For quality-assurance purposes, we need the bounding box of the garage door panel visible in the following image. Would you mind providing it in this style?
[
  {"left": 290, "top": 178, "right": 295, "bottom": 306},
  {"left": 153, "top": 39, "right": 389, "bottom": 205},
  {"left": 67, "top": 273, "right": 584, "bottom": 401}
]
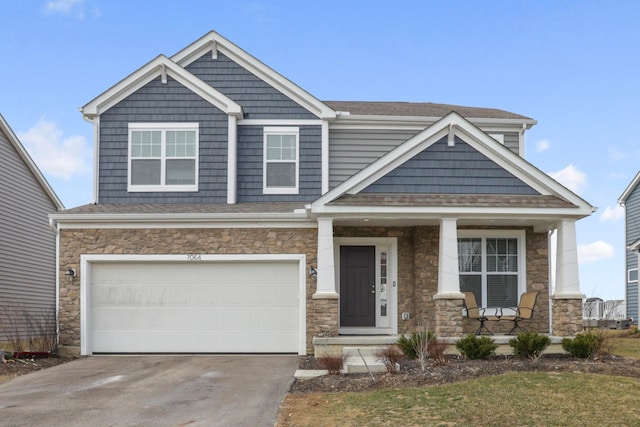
[{"left": 90, "top": 260, "right": 300, "bottom": 353}]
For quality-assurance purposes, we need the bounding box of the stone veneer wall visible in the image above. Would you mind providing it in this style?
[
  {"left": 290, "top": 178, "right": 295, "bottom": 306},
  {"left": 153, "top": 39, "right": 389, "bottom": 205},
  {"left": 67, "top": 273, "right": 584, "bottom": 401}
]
[
  {"left": 551, "top": 298, "right": 583, "bottom": 336},
  {"left": 58, "top": 227, "right": 321, "bottom": 355}
]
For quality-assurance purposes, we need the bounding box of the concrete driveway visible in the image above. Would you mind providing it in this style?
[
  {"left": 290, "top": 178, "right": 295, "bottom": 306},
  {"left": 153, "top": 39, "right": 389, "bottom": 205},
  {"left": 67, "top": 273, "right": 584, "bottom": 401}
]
[{"left": 0, "top": 355, "right": 297, "bottom": 427}]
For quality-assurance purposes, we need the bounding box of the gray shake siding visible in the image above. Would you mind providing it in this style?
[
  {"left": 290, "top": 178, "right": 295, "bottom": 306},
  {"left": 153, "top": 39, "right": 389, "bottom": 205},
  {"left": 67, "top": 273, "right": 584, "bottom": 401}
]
[
  {"left": 329, "top": 128, "right": 419, "bottom": 188},
  {"left": 625, "top": 185, "right": 640, "bottom": 322},
  {"left": 98, "top": 77, "right": 229, "bottom": 204},
  {"left": 503, "top": 132, "right": 520, "bottom": 154},
  {"left": 186, "top": 53, "right": 317, "bottom": 120},
  {"left": 237, "top": 125, "right": 322, "bottom": 202},
  {"left": 362, "top": 137, "right": 540, "bottom": 195},
  {"left": 0, "top": 125, "right": 57, "bottom": 340}
]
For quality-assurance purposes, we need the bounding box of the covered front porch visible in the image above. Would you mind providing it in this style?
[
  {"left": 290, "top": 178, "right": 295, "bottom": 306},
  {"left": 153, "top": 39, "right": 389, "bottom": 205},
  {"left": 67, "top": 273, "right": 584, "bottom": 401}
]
[{"left": 307, "top": 215, "right": 585, "bottom": 355}]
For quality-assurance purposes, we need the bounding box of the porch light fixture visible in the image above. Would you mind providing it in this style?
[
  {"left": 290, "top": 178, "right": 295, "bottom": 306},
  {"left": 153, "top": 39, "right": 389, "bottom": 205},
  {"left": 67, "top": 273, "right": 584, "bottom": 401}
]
[
  {"left": 65, "top": 268, "right": 76, "bottom": 282},
  {"left": 309, "top": 266, "right": 317, "bottom": 280}
]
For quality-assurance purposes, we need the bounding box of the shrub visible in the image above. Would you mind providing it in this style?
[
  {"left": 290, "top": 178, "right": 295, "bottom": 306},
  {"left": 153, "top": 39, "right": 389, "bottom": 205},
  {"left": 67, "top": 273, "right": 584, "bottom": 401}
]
[
  {"left": 455, "top": 334, "right": 498, "bottom": 360},
  {"left": 375, "top": 345, "right": 403, "bottom": 374},
  {"left": 396, "top": 331, "right": 434, "bottom": 360},
  {"left": 562, "top": 332, "right": 605, "bottom": 359},
  {"left": 427, "top": 337, "right": 450, "bottom": 366},
  {"left": 509, "top": 332, "right": 551, "bottom": 360},
  {"left": 316, "top": 355, "right": 344, "bottom": 374}
]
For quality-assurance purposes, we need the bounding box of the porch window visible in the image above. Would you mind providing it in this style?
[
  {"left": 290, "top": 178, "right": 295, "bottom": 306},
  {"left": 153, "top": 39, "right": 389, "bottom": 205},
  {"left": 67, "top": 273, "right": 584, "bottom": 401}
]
[
  {"left": 263, "top": 127, "right": 299, "bottom": 194},
  {"left": 128, "top": 123, "right": 199, "bottom": 192},
  {"left": 458, "top": 231, "right": 525, "bottom": 309}
]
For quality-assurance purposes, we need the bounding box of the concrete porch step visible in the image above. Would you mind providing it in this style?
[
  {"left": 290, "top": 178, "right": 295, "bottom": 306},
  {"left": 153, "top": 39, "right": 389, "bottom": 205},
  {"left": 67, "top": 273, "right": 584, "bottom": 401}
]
[{"left": 342, "top": 346, "right": 394, "bottom": 374}]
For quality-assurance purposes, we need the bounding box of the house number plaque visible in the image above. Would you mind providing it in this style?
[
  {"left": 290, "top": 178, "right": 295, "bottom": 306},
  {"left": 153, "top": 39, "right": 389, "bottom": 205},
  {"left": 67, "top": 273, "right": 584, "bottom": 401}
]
[{"left": 186, "top": 254, "right": 202, "bottom": 261}]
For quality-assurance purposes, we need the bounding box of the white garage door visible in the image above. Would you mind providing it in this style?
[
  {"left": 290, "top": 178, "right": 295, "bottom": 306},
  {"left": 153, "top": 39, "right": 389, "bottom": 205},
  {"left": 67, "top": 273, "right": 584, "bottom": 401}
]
[{"left": 89, "top": 260, "right": 301, "bottom": 353}]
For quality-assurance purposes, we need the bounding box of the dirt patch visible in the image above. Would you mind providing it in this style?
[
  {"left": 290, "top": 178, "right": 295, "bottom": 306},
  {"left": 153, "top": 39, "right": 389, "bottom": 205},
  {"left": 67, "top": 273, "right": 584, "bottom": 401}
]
[
  {"left": 0, "top": 355, "right": 73, "bottom": 383},
  {"left": 292, "top": 353, "right": 640, "bottom": 393}
]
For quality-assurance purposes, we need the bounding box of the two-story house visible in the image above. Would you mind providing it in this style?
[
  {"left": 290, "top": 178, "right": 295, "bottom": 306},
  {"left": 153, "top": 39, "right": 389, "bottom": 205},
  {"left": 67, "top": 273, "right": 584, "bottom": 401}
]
[
  {"left": 619, "top": 172, "right": 640, "bottom": 324},
  {"left": 50, "top": 31, "right": 593, "bottom": 356}
]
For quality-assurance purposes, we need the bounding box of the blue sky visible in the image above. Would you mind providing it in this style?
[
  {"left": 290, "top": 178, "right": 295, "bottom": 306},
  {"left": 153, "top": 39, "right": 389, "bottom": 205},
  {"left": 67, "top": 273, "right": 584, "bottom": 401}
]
[{"left": 1, "top": 1, "right": 639, "bottom": 301}]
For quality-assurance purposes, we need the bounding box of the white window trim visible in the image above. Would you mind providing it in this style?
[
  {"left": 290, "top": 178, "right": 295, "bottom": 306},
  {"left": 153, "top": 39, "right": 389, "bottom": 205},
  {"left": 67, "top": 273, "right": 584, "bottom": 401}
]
[
  {"left": 128, "top": 122, "right": 199, "bottom": 192},
  {"left": 629, "top": 268, "right": 638, "bottom": 283},
  {"left": 458, "top": 229, "right": 527, "bottom": 311},
  {"left": 263, "top": 126, "right": 299, "bottom": 195}
]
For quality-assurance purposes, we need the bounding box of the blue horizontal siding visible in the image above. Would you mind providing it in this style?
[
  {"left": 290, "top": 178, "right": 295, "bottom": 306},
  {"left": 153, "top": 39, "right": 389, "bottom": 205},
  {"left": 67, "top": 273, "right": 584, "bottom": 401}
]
[{"left": 362, "top": 136, "right": 540, "bottom": 195}]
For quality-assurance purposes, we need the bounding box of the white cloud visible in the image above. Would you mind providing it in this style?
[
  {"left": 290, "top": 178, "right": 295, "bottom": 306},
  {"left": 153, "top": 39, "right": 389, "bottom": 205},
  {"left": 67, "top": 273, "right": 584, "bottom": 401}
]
[
  {"left": 18, "top": 118, "right": 91, "bottom": 180},
  {"left": 549, "top": 164, "right": 587, "bottom": 194},
  {"left": 535, "top": 138, "right": 551, "bottom": 152},
  {"left": 600, "top": 205, "right": 624, "bottom": 222},
  {"left": 578, "top": 241, "right": 615, "bottom": 264},
  {"left": 45, "top": 0, "right": 84, "bottom": 18}
]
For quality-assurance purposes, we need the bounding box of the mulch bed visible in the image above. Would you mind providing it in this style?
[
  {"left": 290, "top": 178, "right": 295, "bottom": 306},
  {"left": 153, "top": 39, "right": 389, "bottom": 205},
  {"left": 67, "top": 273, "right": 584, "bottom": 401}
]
[
  {"left": 0, "top": 355, "right": 73, "bottom": 382},
  {"left": 292, "top": 353, "right": 640, "bottom": 393}
]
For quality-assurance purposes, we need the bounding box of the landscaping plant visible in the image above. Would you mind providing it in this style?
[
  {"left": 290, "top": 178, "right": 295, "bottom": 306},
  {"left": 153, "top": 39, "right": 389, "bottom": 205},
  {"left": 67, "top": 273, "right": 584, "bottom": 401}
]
[
  {"left": 562, "top": 331, "right": 605, "bottom": 359},
  {"left": 455, "top": 334, "right": 498, "bottom": 359},
  {"left": 375, "top": 345, "right": 403, "bottom": 374},
  {"left": 509, "top": 332, "right": 551, "bottom": 360}
]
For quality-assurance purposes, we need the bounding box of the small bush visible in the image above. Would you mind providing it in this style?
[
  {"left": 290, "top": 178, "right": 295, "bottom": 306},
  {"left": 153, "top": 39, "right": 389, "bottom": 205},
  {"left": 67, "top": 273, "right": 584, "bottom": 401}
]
[
  {"left": 396, "top": 331, "right": 434, "bottom": 360},
  {"left": 316, "top": 355, "right": 344, "bottom": 374},
  {"left": 562, "top": 332, "right": 605, "bottom": 359},
  {"left": 455, "top": 334, "right": 498, "bottom": 360},
  {"left": 427, "top": 337, "right": 450, "bottom": 366},
  {"left": 509, "top": 332, "right": 551, "bottom": 360},
  {"left": 375, "top": 345, "right": 403, "bottom": 374}
]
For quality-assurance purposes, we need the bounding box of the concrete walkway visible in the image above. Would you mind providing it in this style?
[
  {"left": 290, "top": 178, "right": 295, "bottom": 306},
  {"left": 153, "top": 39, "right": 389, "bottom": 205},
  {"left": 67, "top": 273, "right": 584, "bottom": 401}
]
[{"left": 0, "top": 355, "right": 297, "bottom": 427}]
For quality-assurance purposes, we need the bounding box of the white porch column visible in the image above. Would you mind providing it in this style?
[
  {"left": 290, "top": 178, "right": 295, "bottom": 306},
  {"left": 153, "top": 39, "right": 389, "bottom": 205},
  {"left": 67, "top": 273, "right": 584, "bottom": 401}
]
[
  {"left": 313, "top": 217, "right": 338, "bottom": 298},
  {"left": 435, "top": 218, "right": 464, "bottom": 298},
  {"left": 554, "top": 219, "right": 584, "bottom": 298}
]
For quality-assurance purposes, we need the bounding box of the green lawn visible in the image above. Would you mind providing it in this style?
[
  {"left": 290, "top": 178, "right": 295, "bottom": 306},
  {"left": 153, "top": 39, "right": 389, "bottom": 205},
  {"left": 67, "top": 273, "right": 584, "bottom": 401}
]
[
  {"left": 278, "top": 332, "right": 640, "bottom": 426},
  {"left": 278, "top": 372, "right": 640, "bottom": 426}
]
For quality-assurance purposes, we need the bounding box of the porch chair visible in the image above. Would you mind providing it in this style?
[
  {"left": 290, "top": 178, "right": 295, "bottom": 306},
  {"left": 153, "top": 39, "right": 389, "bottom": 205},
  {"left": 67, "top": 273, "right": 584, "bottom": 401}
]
[
  {"left": 499, "top": 291, "right": 540, "bottom": 335},
  {"left": 463, "top": 292, "right": 499, "bottom": 335}
]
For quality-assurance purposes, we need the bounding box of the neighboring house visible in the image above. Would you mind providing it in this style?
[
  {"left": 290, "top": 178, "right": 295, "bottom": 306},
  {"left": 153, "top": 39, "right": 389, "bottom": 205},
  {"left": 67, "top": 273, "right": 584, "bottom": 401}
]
[
  {"left": 619, "top": 171, "right": 640, "bottom": 324},
  {"left": 0, "top": 114, "right": 64, "bottom": 342},
  {"left": 50, "top": 31, "right": 594, "bottom": 357}
]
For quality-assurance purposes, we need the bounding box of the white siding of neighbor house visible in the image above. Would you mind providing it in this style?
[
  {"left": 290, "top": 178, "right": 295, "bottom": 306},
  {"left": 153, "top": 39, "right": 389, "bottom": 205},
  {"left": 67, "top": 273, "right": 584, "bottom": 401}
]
[{"left": 0, "top": 125, "right": 59, "bottom": 341}]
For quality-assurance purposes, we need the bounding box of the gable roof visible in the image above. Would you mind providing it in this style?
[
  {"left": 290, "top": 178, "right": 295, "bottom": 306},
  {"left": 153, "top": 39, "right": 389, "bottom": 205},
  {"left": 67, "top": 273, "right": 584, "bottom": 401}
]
[
  {"left": 0, "top": 114, "right": 64, "bottom": 210},
  {"left": 619, "top": 170, "right": 640, "bottom": 205},
  {"left": 311, "top": 111, "right": 593, "bottom": 217},
  {"left": 171, "top": 31, "right": 336, "bottom": 120},
  {"left": 81, "top": 55, "right": 243, "bottom": 120}
]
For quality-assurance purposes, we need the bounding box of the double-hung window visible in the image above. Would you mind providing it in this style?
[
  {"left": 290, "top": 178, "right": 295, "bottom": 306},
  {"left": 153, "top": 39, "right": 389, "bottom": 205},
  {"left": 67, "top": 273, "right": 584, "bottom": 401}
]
[
  {"left": 458, "top": 231, "right": 526, "bottom": 310},
  {"left": 263, "top": 127, "right": 299, "bottom": 194},
  {"left": 128, "top": 123, "right": 198, "bottom": 192}
]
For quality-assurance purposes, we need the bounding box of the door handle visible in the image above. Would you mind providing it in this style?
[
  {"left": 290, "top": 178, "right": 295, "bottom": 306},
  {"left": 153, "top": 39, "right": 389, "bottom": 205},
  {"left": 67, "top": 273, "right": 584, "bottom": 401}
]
[{"left": 371, "top": 284, "right": 376, "bottom": 294}]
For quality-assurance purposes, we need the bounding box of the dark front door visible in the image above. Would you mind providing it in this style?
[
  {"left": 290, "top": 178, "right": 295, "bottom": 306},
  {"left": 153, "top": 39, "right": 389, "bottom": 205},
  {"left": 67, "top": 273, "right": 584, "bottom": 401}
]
[{"left": 340, "top": 246, "right": 376, "bottom": 327}]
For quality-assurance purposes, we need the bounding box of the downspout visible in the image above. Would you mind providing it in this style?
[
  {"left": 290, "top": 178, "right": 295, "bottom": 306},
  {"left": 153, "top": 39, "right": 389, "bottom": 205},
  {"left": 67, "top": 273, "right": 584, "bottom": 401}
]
[
  {"left": 81, "top": 111, "right": 100, "bottom": 204},
  {"left": 227, "top": 115, "right": 237, "bottom": 204},
  {"left": 49, "top": 217, "right": 61, "bottom": 351},
  {"left": 548, "top": 229, "right": 555, "bottom": 335}
]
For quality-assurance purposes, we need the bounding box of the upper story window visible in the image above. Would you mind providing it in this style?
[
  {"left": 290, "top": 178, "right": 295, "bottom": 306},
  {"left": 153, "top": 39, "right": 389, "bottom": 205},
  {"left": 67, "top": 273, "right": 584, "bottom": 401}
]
[
  {"left": 458, "top": 230, "right": 526, "bottom": 310},
  {"left": 629, "top": 268, "right": 638, "bottom": 283},
  {"left": 263, "top": 127, "right": 299, "bottom": 194},
  {"left": 128, "top": 123, "right": 198, "bottom": 192}
]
